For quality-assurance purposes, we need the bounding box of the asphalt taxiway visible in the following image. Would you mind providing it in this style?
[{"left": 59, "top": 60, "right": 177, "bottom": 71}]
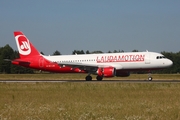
[{"left": 0, "top": 80, "right": 180, "bottom": 83}]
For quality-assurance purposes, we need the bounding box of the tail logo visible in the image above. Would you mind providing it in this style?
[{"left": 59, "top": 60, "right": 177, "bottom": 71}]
[
  {"left": 15, "top": 35, "right": 31, "bottom": 55},
  {"left": 20, "top": 41, "right": 29, "bottom": 50}
]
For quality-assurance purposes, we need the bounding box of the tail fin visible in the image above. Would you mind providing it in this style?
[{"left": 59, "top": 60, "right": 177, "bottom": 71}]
[{"left": 14, "top": 31, "right": 40, "bottom": 59}]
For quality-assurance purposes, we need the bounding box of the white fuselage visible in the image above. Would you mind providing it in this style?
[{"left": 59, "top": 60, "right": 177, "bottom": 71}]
[{"left": 43, "top": 51, "right": 173, "bottom": 71}]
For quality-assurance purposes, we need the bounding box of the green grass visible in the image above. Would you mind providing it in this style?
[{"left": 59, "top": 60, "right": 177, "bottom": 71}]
[
  {"left": 0, "top": 73, "right": 180, "bottom": 80},
  {"left": 0, "top": 83, "right": 180, "bottom": 119}
]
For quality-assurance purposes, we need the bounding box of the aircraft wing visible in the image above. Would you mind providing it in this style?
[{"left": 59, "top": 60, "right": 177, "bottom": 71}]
[
  {"left": 56, "top": 61, "right": 122, "bottom": 71},
  {"left": 56, "top": 62, "right": 103, "bottom": 72}
]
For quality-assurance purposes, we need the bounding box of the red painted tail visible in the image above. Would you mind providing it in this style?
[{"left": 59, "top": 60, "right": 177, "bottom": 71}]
[{"left": 14, "top": 31, "right": 40, "bottom": 58}]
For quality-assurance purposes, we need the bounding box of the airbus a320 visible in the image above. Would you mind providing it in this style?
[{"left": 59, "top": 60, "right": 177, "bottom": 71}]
[{"left": 11, "top": 31, "right": 173, "bottom": 81}]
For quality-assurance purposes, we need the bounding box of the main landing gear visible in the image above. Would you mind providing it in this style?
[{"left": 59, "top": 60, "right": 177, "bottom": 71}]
[
  {"left": 85, "top": 75, "right": 103, "bottom": 81},
  {"left": 96, "top": 75, "right": 103, "bottom": 81},
  {"left": 85, "top": 75, "right": 92, "bottom": 81}
]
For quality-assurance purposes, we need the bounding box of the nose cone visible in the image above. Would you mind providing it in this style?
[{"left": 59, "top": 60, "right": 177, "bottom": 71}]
[{"left": 166, "top": 59, "right": 173, "bottom": 67}]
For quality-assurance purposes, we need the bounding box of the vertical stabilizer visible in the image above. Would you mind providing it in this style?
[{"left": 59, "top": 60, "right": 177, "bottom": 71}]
[{"left": 14, "top": 31, "right": 40, "bottom": 58}]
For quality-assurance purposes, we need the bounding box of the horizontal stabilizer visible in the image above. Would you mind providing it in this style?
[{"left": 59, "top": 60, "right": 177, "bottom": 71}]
[
  {"left": 4, "top": 59, "right": 30, "bottom": 64},
  {"left": 4, "top": 59, "right": 12, "bottom": 62},
  {"left": 12, "top": 59, "right": 30, "bottom": 64}
]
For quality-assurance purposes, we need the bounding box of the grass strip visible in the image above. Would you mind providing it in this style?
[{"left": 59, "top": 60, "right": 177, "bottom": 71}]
[{"left": 0, "top": 82, "right": 180, "bottom": 119}]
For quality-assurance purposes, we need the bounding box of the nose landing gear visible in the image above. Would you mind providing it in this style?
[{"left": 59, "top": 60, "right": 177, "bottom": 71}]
[
  {"left": 148, "top": 72, "right": 153, "bottom": 81},
  {"left": 148, "top": 76, "right": 153, "bottom": 81}
]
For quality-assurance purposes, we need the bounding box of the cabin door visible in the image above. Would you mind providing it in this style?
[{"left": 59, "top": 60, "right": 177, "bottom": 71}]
[
  {"left": 39, "top": 57, "right": 44, "bottom": 68},
  {"left": 145, "top": 53, "right": 151, "bottom": 64}
]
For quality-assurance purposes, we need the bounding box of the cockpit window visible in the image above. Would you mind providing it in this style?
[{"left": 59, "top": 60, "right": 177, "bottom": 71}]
[{"left": 156, "top": 56, "right": 166, "bottom": 59}]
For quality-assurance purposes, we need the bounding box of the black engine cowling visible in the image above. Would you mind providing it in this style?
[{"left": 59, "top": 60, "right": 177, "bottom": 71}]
[{"left": 115, "top": 70, "right": 130, "bottom": 77}]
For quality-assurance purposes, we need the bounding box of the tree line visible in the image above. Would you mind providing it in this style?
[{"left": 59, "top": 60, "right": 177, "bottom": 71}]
[{"left": 0, "top": 44, "right": 179, "bottom": 74}]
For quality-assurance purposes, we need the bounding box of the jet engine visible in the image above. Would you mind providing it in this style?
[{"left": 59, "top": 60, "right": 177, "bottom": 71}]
[
  {"left": 115, "top": 70, "right": 130, "bottom": 77},
  {"left": 97, "top": 67, "right": 116, "bottom": 77}
]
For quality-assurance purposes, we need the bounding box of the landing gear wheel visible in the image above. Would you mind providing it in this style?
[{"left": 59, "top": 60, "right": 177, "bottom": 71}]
[
  {"left": 96, "top": 75, "right": 103, "bottom": 81},
  {"left": 147, "top": 71, "right": 153, "bottom": 81},
  {"left": 148, "top": 77, "right": 153, "bottom": 81},
  {"left": 85, "top": 76, "right": 92, "bottom": 81}
]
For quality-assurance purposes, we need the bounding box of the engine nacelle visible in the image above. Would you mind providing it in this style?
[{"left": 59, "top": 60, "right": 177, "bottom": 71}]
[
  {"left": 97, "top": 67, "right": 116, "bottom": 77},
  {"left": 115, "top": 70, "right": 130, "bottom": 77}
]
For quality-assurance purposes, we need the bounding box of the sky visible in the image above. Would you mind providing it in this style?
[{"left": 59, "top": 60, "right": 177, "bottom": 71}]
[{"left": 0, "top": 0, "right": 180, "bottom": 55}]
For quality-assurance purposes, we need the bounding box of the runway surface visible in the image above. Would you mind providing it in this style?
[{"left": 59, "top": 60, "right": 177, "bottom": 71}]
[{"left": 1, "top": 80, "right": 180, "bottom": 83}]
